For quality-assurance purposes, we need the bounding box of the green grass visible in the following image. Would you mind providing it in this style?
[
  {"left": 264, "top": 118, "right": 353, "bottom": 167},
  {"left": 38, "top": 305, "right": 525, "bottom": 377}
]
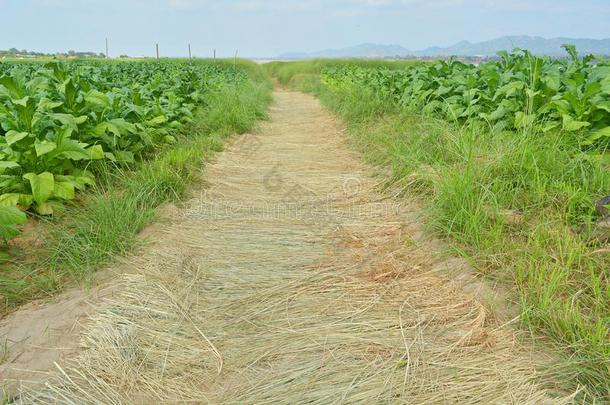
[
  {"left": 0, "top": 74, "right": 271, "bottom": 313},
  {"left": 269, "top": 61, "right": 610, "bottom": 401}
]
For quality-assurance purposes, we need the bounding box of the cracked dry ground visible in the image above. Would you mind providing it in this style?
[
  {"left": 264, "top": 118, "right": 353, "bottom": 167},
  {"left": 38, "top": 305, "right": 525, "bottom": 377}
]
[{"left": 4, "top": 89, "right": 575, "bottom": 404}]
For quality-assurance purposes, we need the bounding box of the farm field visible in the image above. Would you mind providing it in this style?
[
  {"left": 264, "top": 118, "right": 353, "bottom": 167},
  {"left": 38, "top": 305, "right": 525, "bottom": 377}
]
[
  {"left": 0, "top": 59, "right": 271, "bottom": 310},
  {"left": 0, "top": 49, "right": 608, "bottom": 403}
]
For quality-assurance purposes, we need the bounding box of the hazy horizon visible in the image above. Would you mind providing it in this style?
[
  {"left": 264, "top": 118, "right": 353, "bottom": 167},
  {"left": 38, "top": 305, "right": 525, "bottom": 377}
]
[{"left": 1, "top": 0, "right": 609, "bottom": 58}]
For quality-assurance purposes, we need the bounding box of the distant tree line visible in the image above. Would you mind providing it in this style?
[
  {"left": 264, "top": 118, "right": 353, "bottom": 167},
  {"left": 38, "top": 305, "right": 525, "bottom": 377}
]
[{"left": 0, "top": 48, "right": 106, "bottom": 58}]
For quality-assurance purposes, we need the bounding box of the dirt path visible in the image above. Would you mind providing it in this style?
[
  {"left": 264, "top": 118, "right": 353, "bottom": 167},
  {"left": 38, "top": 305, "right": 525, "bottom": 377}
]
[{"left": 5, "top": 89, "right": 574, "bottom": 403}]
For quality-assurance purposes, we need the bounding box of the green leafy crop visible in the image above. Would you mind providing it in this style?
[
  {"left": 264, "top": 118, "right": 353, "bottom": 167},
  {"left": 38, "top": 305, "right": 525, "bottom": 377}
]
[
  {"left": 0, "top": 59, "right": 247, "bottom": 237},
  {"left": 321, "top": 47, "right": 610, "bottom": 145}
]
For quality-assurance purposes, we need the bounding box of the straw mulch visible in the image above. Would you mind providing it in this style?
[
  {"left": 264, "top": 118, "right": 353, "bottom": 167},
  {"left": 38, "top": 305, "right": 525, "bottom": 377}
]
[{"left": 16, "top": 90, "right": 577, "bottom": 404}]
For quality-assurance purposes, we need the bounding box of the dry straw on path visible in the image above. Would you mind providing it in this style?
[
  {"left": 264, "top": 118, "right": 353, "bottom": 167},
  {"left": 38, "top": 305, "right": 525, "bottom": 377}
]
[{"left": 17, "top": 90, "right": 576, "bottom": 403}]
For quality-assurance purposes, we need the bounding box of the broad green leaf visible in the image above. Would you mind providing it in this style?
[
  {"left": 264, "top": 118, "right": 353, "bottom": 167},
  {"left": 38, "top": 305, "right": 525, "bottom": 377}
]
[
  {"left": 5, "top": 130, "right": 29, "bottom": 145},
  {"left": 0, "top": 225, "right": 20, "bottom": 240},
  {"left": 23, "top": 172, "right": 55, "bottom": 206},
  {"left": 85, "top": 90, "right": 111, "bottom": 109},
  {"left": 587, "top": 127, "right": 610, "bottom": 142},
  {"left": 495, "top": 81, "right": 524, "bottom": 99},
  {"left": 57, "top": 78, "right": 77, "bottom": 107},
  {"left": 0, "top": 161, "right": 20, "bottom": 170},
  {"left": 76, "top": 174, "right": 95, "bottom": 187},
  {"left": 594, "top": 101, "right": 610, "bottom": 113},
  {"left": 0, "top": 193, "right": 34, "bottom": 209},
  {"left": 488, "top": 106, "right": 507, "bottom": 121},
  {"left": 34, "top": 140, "right": 57, "bottom": 157},
  {"left": 0, "top": 205, "right": 26, "bottom": 225},
  {"left": 515, "top": 112, "right": 536, "bottom": 129},
  {"left": 0, "top": 205, "right": 26, "bottom": 240},
  {"left": 583, "top": 82, "right": 601, "bottom": 100},
  {"left": 94, "top": 119, "right": 136, "bottom": 138},
  {"left": 57, "top": 150, "right": 91, "bottom": 161},
  {"left": 55, "top": 174, "right": 94, "bottom": 190},
  {"left": 13, "top": 96, "right": 30, "bottom": 107},
  {"left": 0, "top": 75, "right": 25, "bottom": 100},
  {"left": 112, "top": 118, "right": 137, "bottom": 133},
  {"left": 35, "top": 202, "right": 54, "bottom": 216},
  {"left": 26, "top": 76, "right": 49, "bottom": 94},
  {"left": 37, "top": 98, "right": 63, "bottom": 112},
  {"left": 47, "top": 138, "right": 91, "bottom": 161},
  {"left": 562, "top": 114, "right": 590, "bottom": 132},
  {"left": 86, "top": 144, "right": 105, "bottom": 160},
  {"left": 114, "top": 150, "right": 135, "bottom": 163},
  {"left": 550, "top": 99, "right": 571, "bottom": 115},
  {"left": 0, "top": 194, "right": 20, "bottom": 207},
  {"left": 541, "top": 121, "right": 561, "bottom": 133},
  {"left": 163, "top": 135, "right": 177, "bottom": 144},
  {"left": 589, "top": 66, "right": 610, "bottom": 83},
  {"left": 541, "top": 70, "right": 560, "bottom": 92},
  {"left": 50, "top": 113, "right": 88, "bottom": 131},
  {"left": 147, "top": 115, "right": 168, "bottom": 126},
  {"left": 94, "top": 122, "right": 118, "bottom": 137},
  {"left": 54, "top": 181, "right": 75, "bottom": 200}
]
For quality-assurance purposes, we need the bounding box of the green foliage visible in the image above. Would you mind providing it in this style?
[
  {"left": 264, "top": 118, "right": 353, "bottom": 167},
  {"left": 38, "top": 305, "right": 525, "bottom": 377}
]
[
  {"left": 0, "top": 205, "right": 26, "bottom": 240},
  {"left": 321, "top": 48, "right": 610, "bottom": 146},
  {"left": 264, "top": 59, "right": 419, "bottom": 86},
  {"left": 1, "top": 74, "right": 271, "bottom": 312},
  {"left": 0, "top": 59, "right": 249, "bottom": 236}
]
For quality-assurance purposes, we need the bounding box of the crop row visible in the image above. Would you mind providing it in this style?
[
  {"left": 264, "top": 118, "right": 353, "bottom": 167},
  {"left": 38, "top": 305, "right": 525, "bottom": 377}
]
[
  {"left": 0, "top": 60, "right": 247, "bottom": 239},
  {"left": 322, "top": 46, "right": 610, "bottom": 145}
]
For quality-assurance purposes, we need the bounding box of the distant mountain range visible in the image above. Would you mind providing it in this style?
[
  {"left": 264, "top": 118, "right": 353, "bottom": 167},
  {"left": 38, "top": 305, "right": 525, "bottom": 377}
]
[{"left": 278, "top": 36, "right": 610, "bottom": 59}]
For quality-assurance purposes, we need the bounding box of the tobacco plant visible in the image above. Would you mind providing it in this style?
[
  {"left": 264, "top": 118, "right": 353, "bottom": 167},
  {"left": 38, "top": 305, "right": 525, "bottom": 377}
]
[{"left": 0, "top": 59, "right": 246, "bottom": 239}]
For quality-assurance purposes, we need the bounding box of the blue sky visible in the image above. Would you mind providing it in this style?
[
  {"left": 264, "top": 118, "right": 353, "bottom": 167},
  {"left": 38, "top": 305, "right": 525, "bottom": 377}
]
[{"left": 0, "top": 0, "right": 609, "bottom": 57}]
